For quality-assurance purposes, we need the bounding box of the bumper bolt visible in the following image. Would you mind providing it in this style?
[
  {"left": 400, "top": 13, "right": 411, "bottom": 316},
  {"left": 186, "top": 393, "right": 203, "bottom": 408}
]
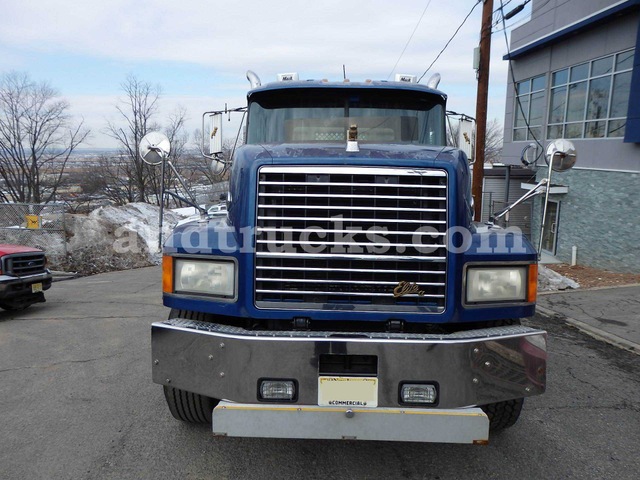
[
  {"left": 153, "top": 360, "right": 159, "bottom": 365},
  {"left": 345, "top": 410, "right": 355, "bottom": 418}
]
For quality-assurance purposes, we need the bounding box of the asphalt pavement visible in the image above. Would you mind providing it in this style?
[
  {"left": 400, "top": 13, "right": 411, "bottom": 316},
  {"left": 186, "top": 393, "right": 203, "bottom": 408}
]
[
  {"left": 538, "top": 284, "right": 640, "bottom": 354},
  {"left": 0, "top": 267, "right": 639, "bottom": 480}
]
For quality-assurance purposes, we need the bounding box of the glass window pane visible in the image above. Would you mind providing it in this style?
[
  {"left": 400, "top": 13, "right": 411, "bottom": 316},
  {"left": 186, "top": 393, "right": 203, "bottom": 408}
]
[
  {"left": 517, "top": 81, "right": 530, "bottom": 95},
  {"left": 527, "top": 126, "right": 542, "bottom": 141},
  {"left": 513, "top": 128, "right": 527, "bottom": 141},
  {"left": 608, "top": 119, "right": 626, "bottom": 137},
  {"left": 592, "top": 56, "right": 613, "bottom": 76},
  {"left": 586, "top": 76, "right": 611, "bottom": 120},
  {"left": 552, "top": 69, "right": 568, "bottom": 87},
  {"left": 531, "top": 75, "right": 546, "bottom": 92},
  {"left": 549, "top": 87, "right": 567, "bottom": 123},
  {"left": 529, "top": 91, "right": 545, "bottom": 126},
  {"left": 570, "top": 63, "right": 589, "bottom": 82},
  {"left": 585, "top": 121, "right": 606, "bottom": 138},
  {"left": 610, "top": 71, "right": 632, "bottom": 118},
  {"left": 616, "top": 50, "right": 635, "bottom": 71},
  {"left": 566, "top": 81, "right": 587, "bottom": 122},
  {"left": 514, "top": 97, "right": 530, "bottom": 127},
  {"left": 547, "top": 124, "right": 563, "bottom": 140},
  {"left": 565, "top": 123, "right": 583, "bottom": 138}
]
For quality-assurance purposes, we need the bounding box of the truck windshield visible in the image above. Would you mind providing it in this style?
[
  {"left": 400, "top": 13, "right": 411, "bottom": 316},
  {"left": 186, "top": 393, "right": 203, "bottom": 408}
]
[{"left": 246, "top": 88, "right": 446, "bottom": 146}]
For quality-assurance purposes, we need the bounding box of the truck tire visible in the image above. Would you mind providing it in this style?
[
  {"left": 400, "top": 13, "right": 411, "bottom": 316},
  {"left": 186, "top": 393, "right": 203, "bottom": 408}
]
[
  {"left": 481, "top": 398, "right": 525, "bottom": 431},
  {"left": 163, "top": 386, "right": 217, "bottom": 424},
  {"left": 162, "top": 309, "right": 219, "bottom": 424}
]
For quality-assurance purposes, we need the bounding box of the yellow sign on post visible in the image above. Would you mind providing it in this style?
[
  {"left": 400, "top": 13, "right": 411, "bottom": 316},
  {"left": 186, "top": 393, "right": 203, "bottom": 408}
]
[{"left": 26, "top": 215, "right": 41, "bottom": 229}]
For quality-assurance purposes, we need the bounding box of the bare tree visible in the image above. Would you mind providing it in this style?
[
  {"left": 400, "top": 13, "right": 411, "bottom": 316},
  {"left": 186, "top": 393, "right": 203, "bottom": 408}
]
[
  {"left": 89, "top": 154, "right": 137, "bottom": 206},
  {"left": 105, "top": 75, "right": 161, "bottom": 203},
  {"left": 484, "top": 119, "right": 504, "bottom": 164},
  {"left": 446, "top": 117, "right": 503, "bottom": 164},
  {"left": 149, "top": 107, "right": 190, "bottom": 207},
  {"left": 0, "top": 72, "right": 89, "bottom": 203}
]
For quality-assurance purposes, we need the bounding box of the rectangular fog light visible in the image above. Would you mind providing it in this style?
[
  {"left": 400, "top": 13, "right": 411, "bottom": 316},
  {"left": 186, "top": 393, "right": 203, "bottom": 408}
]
[
  {"left": 259, "top": 380, "right": 296, "bottom": 401},
  {"left": 401, "top": 384, "right": 437, "bottom": 404}
]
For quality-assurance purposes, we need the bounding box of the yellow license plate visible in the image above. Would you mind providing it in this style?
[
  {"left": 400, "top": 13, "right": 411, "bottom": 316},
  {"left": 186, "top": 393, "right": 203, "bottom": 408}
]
[
  {"left": 31, "top": 283, "right": 43, "bottom": 293},
  {"left": 318, "top": 376, "right": 378, "bottom": 408}
]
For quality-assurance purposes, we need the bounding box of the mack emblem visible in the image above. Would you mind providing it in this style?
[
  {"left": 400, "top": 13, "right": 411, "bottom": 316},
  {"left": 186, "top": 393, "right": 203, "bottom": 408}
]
[{"left": 393, "top": 281, "right": 426, "bottom": 297}]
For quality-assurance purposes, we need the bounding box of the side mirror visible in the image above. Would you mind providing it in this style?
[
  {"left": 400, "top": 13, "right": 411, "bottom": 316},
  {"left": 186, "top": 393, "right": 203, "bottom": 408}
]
[
  {"left": 537, "top": 139, "right": 577, "bottom": 258},
  {"left": 139, "top": 132, "right": 171, "bottom": 165},
  {"left": 211, "top": 158, "right": 225, "bottom": 175},
  {"left": 205, "top": 113, "right": 223, "bottom": 156},
  {"left": 545, "top": 138, "right": 577, "bottom": 172}
]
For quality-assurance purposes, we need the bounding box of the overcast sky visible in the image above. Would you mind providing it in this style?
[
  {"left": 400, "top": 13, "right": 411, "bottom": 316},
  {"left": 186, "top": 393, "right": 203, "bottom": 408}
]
[{"left": 1, "top": 0, "right": 532, "bottom": 149}]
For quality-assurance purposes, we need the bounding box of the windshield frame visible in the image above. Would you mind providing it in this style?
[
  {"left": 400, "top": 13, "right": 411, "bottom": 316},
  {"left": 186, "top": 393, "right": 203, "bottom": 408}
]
[{"left": 246, "top": 86, "right": 446, "bottom": 147}]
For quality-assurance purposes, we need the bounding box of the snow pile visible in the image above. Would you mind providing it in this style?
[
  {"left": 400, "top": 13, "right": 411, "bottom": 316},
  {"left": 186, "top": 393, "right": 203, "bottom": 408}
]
[
  {"left": 55, "top": 203, "right": 188, "bottom": 275},
  {"left": 538, "top": 264, "right": 580, "bottom": 292}
]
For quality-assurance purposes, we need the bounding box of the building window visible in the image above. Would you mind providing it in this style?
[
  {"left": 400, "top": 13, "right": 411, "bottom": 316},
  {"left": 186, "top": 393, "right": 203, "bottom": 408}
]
[
  {"left": 513, "top": 74, "right": 546, "bottom": 141},
  {"left": 547, "top": 49, "right": 634, "bottom": 139}
]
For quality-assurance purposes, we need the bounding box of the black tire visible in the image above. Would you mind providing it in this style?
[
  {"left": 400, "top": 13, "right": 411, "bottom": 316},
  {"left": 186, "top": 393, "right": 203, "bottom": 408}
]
[
  {"left": 162, "top": 309, "right": 220, "bottom": 424},
  {"left": 481, "top": 398, "right": 525, "bottom": 431},
  {"left": 0, "top": 303, "right": 29, "bottom": 311},
  {"left": 163, "top": 385, "right": 217, "bottom": 424}
]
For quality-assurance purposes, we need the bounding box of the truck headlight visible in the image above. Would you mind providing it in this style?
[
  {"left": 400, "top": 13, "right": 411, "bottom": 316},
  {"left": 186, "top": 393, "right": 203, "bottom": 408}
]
[
  {"left": 174, "top": 258, "right": 236, "bottom": 298},
  {"left": 466, "top": 266, "right": 532, "bottom": 303}
]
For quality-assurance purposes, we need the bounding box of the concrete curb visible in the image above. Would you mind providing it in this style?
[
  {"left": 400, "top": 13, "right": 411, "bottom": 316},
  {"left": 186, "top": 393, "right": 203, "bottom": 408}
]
[
  {"left": 537, "top": 305, "right": 640, "bottom": 355},
  {"left": 539, "top": 282, "right": 640, "bottom": 295}
]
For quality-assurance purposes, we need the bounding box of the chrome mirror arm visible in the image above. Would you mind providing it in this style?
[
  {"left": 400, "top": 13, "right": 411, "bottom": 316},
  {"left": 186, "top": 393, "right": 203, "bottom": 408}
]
[{"left": 488, "top": 178, "right": 548, "bottom": 224}]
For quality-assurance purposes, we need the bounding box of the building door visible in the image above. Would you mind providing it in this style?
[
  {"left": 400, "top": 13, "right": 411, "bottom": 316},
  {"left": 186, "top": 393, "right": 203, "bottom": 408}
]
[{"left": 541, "top": 200, "right": 560, "bottom": 255}]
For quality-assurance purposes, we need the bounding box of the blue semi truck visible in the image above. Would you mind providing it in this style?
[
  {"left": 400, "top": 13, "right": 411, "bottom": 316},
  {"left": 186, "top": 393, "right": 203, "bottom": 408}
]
[{"left": 149, "top": 72, "right": 555, "bottom": 444}]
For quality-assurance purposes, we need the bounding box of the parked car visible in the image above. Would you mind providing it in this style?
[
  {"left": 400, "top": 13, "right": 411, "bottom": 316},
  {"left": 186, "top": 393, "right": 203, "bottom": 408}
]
[{"left": 0, "top": 244, "right": 52, "bottom": 310}]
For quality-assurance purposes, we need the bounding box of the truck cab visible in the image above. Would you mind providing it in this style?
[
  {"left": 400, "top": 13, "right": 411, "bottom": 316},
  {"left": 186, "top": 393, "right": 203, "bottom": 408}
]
[{"left": 151, "top": 73, "right": 547, "bottom": 444}]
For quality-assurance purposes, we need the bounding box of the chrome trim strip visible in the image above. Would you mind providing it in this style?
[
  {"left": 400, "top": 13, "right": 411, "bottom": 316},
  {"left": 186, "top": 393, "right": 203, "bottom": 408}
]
[
  {"left": 257, "top": 216, "right": 446, "bottom": 225},
  {"left": 256, "top": 252, "right": 446, "bottom": 261},
  {"left": 256, "top": 228, "right": 446, "bottom": 236},
  {"left": 256, "top": 240, "right": 444, "bottom": 248},
  {"left": 259, "top": 193, "right": 445, "bottom": 201},
  {"left": 260, "top": 166, "right": 447, "bottom": 176},
  {"left": 258, "top": 204, "right": 446, "bottom": 213},
  {"left": 256, "top": 266, "right": 445, "bottom": 275},
  {"left": 259, "top": 181, "right": 446, "bottom": 189},
  {"left": 256, "top": 278, "right": 446, "bottom": 287},
  {"left": 256, "top": 289, "right": 445, "bottom": 298}
]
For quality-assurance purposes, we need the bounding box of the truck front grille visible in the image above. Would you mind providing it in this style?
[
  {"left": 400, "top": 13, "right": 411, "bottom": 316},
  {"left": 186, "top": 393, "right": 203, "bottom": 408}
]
[
  {"left": 255, "top": 166, "right": 448, "bottom": 312},
  {"left": 2, "top": 252, "right": 47, "bottom": 276}
]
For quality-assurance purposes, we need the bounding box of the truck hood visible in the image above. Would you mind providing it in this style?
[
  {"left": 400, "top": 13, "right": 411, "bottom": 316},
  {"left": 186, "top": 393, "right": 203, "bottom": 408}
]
[{"left": 0, "top": 244, "right": 43, "bottom": 255}]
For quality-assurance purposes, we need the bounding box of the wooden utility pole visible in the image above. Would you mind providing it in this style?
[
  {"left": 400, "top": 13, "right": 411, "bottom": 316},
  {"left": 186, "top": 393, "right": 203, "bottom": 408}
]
[{"left": 472, "top": 0, "right": 494, "bottom": 221}]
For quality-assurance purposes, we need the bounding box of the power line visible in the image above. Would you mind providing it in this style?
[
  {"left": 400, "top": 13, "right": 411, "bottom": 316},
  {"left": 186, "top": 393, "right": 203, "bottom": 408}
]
[
  {"left": 387, "top": 0, "right": 433, "bottom": 80},
  {"left": 418, "top": 0, "right": 482, "bottom": 83},
  {"left": 498, "top": 0, "right": 545, "bottom": 154}
]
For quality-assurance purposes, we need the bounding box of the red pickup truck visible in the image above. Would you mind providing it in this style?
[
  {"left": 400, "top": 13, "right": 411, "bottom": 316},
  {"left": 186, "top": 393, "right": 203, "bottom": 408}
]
[{"left": 0, "top": 244, "right": 52, "bottom": 310}]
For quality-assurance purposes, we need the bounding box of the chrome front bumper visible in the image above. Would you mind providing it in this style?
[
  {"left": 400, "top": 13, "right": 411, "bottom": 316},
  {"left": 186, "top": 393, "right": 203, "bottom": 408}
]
[{"left": 152, "top": 318, "right": 546, "bottom": 409}]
